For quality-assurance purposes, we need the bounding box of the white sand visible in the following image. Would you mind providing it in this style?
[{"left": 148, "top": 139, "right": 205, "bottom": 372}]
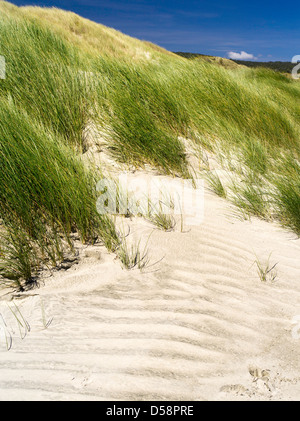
[{"left": 0, "top": 167, "right": 300, "bottom": 401}]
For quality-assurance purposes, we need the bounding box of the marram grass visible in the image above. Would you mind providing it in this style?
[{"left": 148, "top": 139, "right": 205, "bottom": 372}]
[{"left": 0, "top": 1, "right": 299, "bottom": 287}]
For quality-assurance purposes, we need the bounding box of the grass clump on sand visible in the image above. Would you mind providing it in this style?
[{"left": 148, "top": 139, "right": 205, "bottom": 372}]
[
  {"left": 117, "top": 237, "right": 150, "bottom": 271},
  {"left": 0, "top": 98, "right": 119, "bottom": 289}
]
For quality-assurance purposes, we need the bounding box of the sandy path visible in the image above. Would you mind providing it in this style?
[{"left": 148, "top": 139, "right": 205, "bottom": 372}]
[{"left": 0, "top": 176, "right": 299, "bottom": 401}]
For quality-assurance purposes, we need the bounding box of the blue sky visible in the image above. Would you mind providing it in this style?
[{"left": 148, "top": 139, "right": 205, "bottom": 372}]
[{"left": 7, "top": 0, "right": 300, "bottom": 61}]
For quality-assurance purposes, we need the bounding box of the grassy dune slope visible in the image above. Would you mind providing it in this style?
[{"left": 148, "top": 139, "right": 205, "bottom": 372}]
[
  {"left": 3, "top": 1, "right": 175, "bottom": 61},
  {"left": 0, "top": 1, "right": 299, "bottom": 288}
]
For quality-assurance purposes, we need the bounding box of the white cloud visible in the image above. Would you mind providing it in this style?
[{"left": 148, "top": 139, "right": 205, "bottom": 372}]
[{"left": 227, "top": 51, "right": 256, "bottom": 60}]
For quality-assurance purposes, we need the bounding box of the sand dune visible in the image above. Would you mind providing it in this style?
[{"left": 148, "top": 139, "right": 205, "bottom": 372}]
[{"left": 0, "top": 170, "right": 299, "bottom": 401}]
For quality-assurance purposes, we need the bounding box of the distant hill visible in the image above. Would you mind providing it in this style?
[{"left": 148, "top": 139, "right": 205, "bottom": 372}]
[
  {"left": 173, "top": 52, "right": 240, "bottom": 69},
  {"left": 231, "top": 60, "right": 294, "bottom": 73},
  {"left": 174, "top": 52, "right": 294, "bottom": 73}
]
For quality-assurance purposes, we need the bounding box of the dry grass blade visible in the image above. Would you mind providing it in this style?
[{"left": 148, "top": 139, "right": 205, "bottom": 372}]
[{"left": 254, "top": 253, "right": 278, "bottom": 283}]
